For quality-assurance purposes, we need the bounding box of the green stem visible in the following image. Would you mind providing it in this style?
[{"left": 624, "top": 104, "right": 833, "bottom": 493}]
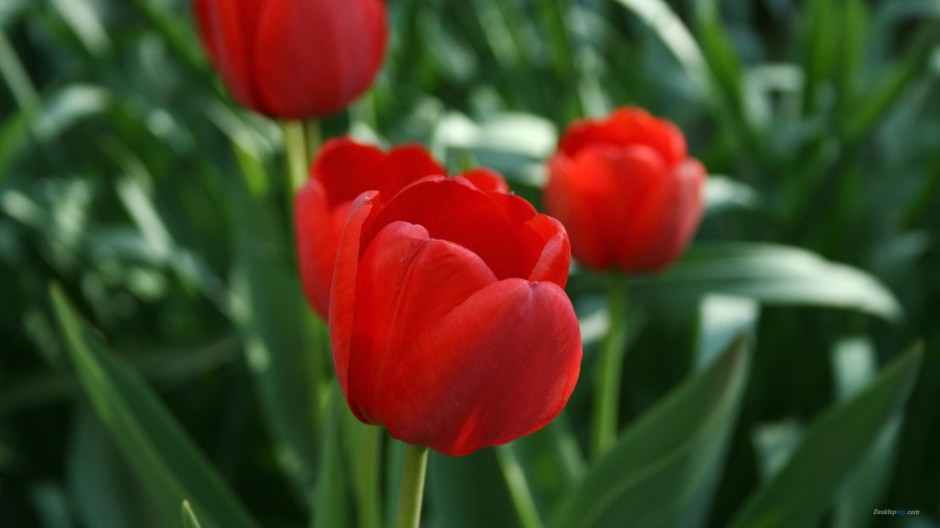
[
  {"left": 495, "top": 444, "right": 544, "bottom": 528},
  {"left": 282, "top": 120, "right": 309, "bottom": 193},
  {"left": 283, "top": 119, "right": 327, "bottom": 423},
  {"left": 304, "top": 119, "right": 322, "bottom": 160},
  {"left": 591, "top": 273, "right": 628, "bottom": 458},
  {"left": 305, "top": 311, "right": 327, "bottom": 427},
  {"left": 354, "top": 423, "right": 383, "bottom": 528},
  {"left": 396, "top": 444, "right": 429, "bottom": 528}
]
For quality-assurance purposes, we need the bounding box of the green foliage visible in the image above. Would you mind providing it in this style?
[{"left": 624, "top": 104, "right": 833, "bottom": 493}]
[
  {"left": 182, "top": 501, "right": 204, "bottom": 528},
  {"left": 638, "top": 242, "right": 903, "bottom": 321},
  {"left": 728, "top": 345, "right": 922, "bottom": 528},
  {"left": 1, "top": 0, "right": 938, "bottom": 527},
  {"left": 50, "top": 285, "right": 258, "bottom": 528},
  {"left": 550, "top": 335, "right": 751, "bottom": 528}
]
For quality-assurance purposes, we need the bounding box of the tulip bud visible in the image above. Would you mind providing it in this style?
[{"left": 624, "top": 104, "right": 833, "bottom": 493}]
[
  {"left": 544, "top": 107, "right": 706, "bottom": 273},
  {"left": 194, "top": 0, "right": 387, "bottom": 119},
  {"left": 324, "top": 175, "right": 582, "bottom": 456}
]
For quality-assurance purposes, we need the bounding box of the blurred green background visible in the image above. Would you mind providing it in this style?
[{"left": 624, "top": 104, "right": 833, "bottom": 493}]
[{"left": 0, "top": 0, "right": 938, "bottom": 527}]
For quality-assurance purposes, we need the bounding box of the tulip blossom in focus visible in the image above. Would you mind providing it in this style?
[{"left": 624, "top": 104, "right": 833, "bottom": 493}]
[
  {"left": 321, "top": 175, "right": 581, "bottom": 456},
  {"left": 294, "top": 138, "right": 450, "bottom": 318},
  {"left": 193, "top": 0, "right": 387, "bottom": 119},
  {"left": 544, "top": 107, "right": 706, "bottom": 273}
]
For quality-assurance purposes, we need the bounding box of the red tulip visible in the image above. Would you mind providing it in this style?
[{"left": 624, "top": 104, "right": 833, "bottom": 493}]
[
  {"left": 544, "top": 107, "right": 706, "bottom": 273},
  {"left": 295, "top": 137, "right": 446, "bottom": 318},
  {"left": 193, "top": 0, "right": 387, "bottom": 119},
  {"left": 328, "top": 175, "right": 581, "bottom": 456}
]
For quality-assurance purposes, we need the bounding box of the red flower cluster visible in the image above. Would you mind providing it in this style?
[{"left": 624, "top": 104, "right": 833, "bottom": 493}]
[
  {"left": 295, "top": 138, "right": 508, "bottom": 318},
  {"left": 296, "top": 139, "right": 582, "bottom": 456},
  {"left": 545, "top": 107, "right": 706, "bottom": 273}
]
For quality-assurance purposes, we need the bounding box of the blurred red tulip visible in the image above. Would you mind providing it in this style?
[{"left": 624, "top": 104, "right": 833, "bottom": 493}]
[
  {"left": 193, "top": 0, "right": 387, "bottom": 119},
  {"left": 545, "top": 107, "right": 706, "bottom": 273},
  {"left": 295, "top": 137, "right": 445, "bottom": 318},
  {"left": 328, "top": 176, "right": 581, "bottom": 456}
]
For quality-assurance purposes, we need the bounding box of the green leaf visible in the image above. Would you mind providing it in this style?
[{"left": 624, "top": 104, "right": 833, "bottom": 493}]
[
  {"left": 843, "top": 25, "right": 937, "bottom": 143},
  {"left": 727, "top": 344, "right": 923, "bottom": 528},
  {"left": 67, "top": 404, "right": 152, "bottom": 528},
  {"left": 182, "top": 501, "right": 204, "bottom": 528},
  {"left": 344, "top": 412, "right": 383, "bottom": 528},
  {"left": 638, "top": 243, "right": 902, "bottom": 321},
  {"left": 704, "top": 176, "right": 760, "bottom": 216},
  {"left": 549, "top": 335, "right": 751, "bottom": 528},
  {"left": 313, "top": 383, "right": 349, "bottom": 528},
  {"left": 509, "top": 414, "right": 585, "bottom": 516},
  {"left": 228, "top": 142, "right": 323, "bottom": 503},
  {"left": 611, "top": 0, "right": 709, "bottom": 93},
  {"left": 384, "top": 438, "right": 405, "bottom": 528},
  {"left": 693, "top": 294, "right": 759, "bottom": 370},
  {"left": 835, "top": 0, "right": 869, "bottom": 107},
  {"left": 431, "top": 111, "right": 557, "bottom": 187},
  {"left": 801, "top": 0, "right": 838, "bottom": 114},
  {"left": 831, "top": 338, "right": 902, "bottom": 528},
  {"left": 694, "top": 0, "right": 746, "bottom": 118},
  {"left": 751, "top": 420, "right": 806, "bottom": 481},
  {"left": 49, "top": 285, "right": 259, "bottom": 528},
  {"left": 495, "top": 443, "right": 544, "bottom": 528},
  {"left": 428, "top": 448, "right": 517, "bottom": 528},
  {"left": 47, "top": 0, "right": 109, "bottom": 56}
]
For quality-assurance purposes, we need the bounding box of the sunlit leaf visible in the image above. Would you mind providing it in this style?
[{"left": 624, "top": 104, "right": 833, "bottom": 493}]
[
  {"left": 182, "top": 501, "right": 204, "bottom": 528},
  {"left": 638, "top": 243, "right": 902, "bottom": 321}
]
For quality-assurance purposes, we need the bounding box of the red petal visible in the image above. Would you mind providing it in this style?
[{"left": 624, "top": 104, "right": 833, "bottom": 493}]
[
  {"left": 483, "top": 190, "right": 571, "bottom": 286},
  {"left": 559, "top": 107, "right": 687, "bottom": 167},
  {"left": 388, "top": 145, "right": 448, "bottom": 191},
  {"left": 649, "top": 159, "right": 705, "bottom": 270},
  {"left": 461, "top": 168, "right": 510, "bottom": 193},
  {"left": 313, "top": 138, "right": 445, "bottom": 208},
  {"left": 254, "top": 0, "right": 387, "bottom": 118},
  {"left": 544, "top": 151, "right": 621, "bottom": 270},
  {"left": 295, "top": 179, "right": 336, "bottom": 318},
  {"left": 313, "top": 138, "right": 390, "bottom": 208},
  {"left": 569, "top": 143, "right": 691, "bottom": 272},
  {"left": 346, "top": 221, "right": 498, "bottom": 426},
  {"left": 329, "top": 191, "right": 378, "bottom": 415},
  {"left": 194, "top": 0, "right": 266, "bottom": 109},
  {"left": 525, "top": 217, "right": 571, "bottom": 287},
  {"left": 366, "top": 178, "right": 527, "bottom": 280},
  {"left": 607, "top": 146, "right": 685, "bottom": 271},
  {"left": 380, "top": 279, "right": 581, "bottom": 456}
]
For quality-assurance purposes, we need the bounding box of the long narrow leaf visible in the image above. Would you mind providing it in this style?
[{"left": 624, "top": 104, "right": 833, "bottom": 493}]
[
  {"left": 229, "top": 138, "right": 322, "bottom": 504},
  {"left": 50, "top": 285, "right": 259, "bottom": 528},
  {"left": 549, "top": 335, "right": 751, "bottom": 528},
  {"left": 638, "top": 243, "right": 902, "bottom": 321},
  {"left": 313, "top": 384, "right": 349, "bottom": 528},
  {"left": 728, "top": 344, "right": 923, "bottom": 528}
]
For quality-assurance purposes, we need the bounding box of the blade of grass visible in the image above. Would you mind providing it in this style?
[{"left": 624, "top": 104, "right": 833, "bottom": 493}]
[{"left": 50, "top": 285, "right": 259, "bottom": 528}]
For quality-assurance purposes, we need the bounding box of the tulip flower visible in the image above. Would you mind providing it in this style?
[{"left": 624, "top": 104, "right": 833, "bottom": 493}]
[
  {"left": 544, "top": 107, "right": 706, "bottom": 273},
  {"left": 295, "top": 137, "right": 447, "bottom": 318},
  {"left": 325, "top": 175, "right": 582, "bottom": 456},
  {"left": 193, "top": 0, "right": 387, "bottom": 119}
]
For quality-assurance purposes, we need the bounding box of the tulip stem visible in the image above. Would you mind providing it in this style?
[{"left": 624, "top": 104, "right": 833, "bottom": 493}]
[
  {"left": 282, "top": 120, "right": 309, "bottom": 193},
  {"left": 591, "top": 272, "right": 628, "bottom": 458},
  {"left": 396, "top": 443, "right": 429, "bottom": 528},
  {"left": 304, "top": 119, "right": 322, "bottom": 158}
]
